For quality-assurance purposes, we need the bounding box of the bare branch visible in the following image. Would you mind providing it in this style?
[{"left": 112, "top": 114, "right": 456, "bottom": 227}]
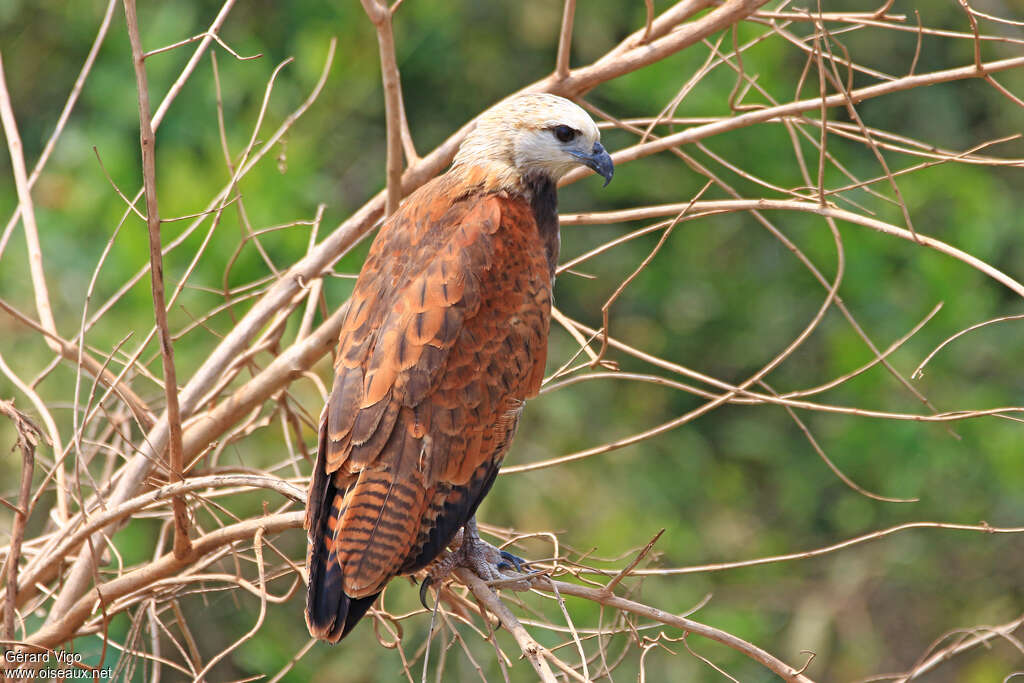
[
  {"left": 0, "top": 49, "right": 70, "bottom": 521},
  {"left": 535, "top": 578, "right": 817, "bottom": 681},
  {"left": 362, "top": 0, "right": 408, "bottom": 215},
  {"left": 455, "top": 569, "right": 559, "bottom": 683},
  {"left": 0, "top": 298, "right": 155, "bottom": 429},
  {"left": 914, "top": 313, "right": 1024, "bottom": 379},
  {"left": 122, "top": 0, "right": 191, "bottom": 560},
  {"left": 894, "top": 614, "right": 1024, "bottom": 681},
  {"left": 561, "top": 199, "right": 1024, "bottom": 297},
  {"left": 1, "top": 400, "right": 43, "bottom": 641},
  {"left": 0, "top": 0, "right": 118, "bottom": 262},
  {"left": 555, "top": 0, "right": 576, "bottom": 80},
  {"left": 46, "top": 37, "right": 337, "bottom": 623},
  {"left": 602, "top": 521, "right": 1024, "bottom": 577},
  {"left": 23, "top": 513, "right": 303, "bottom": 650}
]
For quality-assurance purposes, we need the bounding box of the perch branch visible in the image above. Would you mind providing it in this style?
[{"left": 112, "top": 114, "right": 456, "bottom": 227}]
[{"left": 455, "top": 569, "right": 558, "bottom": 683}]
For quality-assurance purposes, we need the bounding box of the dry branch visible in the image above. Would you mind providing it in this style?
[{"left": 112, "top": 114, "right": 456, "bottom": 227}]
[
  {"left": 0, "top": 401, "right": 43, "bottom": 642},
  {"left": 0, "top": 298, "right": 155, "bottom": 429},
  {"left": 538, "top": 578, "right": 817, "bottom": 682},
  {"left": 23, "top": 513, "right": 303, "bottom": 650},
  {"left": 0, "top": 51, "right": 70, "bottom": 523},
  {"left": 360, "top": 0, "right": 409, "bottom": 216},
  {"left": 562, "top": 199, "right": 1024, "bottom": 297},
  {"left": 43, "top": 35, "right": 338, "bottom": 624},
  {"left": 455, "top": 569, "right": 559, "bottom": 683},
  {"left": 0, "top": 0, "right": 118, "bottom": 260},
  {"left": 121, "top": 0, "right": 191, "bottom": 560},
  {"left": 894, "top": 614, "right": 1024, "bottom": 681}
]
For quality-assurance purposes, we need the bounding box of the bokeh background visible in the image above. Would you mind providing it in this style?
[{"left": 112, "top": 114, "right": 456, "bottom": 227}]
[{"left": 1, "top": 0, "right": 1023, "bottom": 680}]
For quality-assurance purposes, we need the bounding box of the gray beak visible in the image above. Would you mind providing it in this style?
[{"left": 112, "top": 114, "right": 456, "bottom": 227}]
[{"left": 579, "top": 142, "right": 614, "bottom": 187}]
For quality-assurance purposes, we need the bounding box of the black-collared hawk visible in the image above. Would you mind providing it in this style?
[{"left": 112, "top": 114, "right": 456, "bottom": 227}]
[{"left": 305, "top": 94, "right": 614, "bottom": 642}]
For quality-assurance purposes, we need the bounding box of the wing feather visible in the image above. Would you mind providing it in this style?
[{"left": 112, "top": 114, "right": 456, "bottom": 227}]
[{"left": 306, "top": 176, "right": 552, "bottom": 635}]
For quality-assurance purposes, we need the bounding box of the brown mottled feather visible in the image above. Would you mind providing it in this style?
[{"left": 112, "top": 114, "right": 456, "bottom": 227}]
[
  {"left": 304, "top": 171, "right": 553, "bottom": 641},
  {"left": 305, "top": 92, "right": 612, "bottom": 642}
]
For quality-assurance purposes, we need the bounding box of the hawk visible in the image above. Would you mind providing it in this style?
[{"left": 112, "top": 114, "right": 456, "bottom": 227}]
[{"left": 305, "top": 94, "right": 614, "bottom": 642}]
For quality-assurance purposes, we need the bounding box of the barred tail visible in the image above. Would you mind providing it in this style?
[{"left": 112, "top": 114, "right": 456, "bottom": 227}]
[
  {"left": 305, "top": 421, "right": 381, "bottom": 643},
  {"left": 336, "top": 469, "right": 428, "bottom": 597},
  {"left": 305, "top": 485, "right": 381, "bottom": 642}
]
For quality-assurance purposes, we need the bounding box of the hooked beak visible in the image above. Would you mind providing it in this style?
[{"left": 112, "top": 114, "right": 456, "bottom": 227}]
[{"left": 574, "top": 141, "right": 614, "bottom": 187}]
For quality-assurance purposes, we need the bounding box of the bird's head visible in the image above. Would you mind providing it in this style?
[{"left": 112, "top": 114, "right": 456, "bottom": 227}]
[{"left": 453, "top": 93, "right": 614, "bottom": 189}]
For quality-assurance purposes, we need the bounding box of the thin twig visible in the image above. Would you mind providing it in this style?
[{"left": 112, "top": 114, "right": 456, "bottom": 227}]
[
  {"left": 190, "top": 528, "right": 267, "bottom": 681},
  {"left": 555, "top": 0, "right": 577, "bottom": 80},
  {"left": 361, "top": 0, "right": 407, "bottom": 216},
  {"left": 584, "top": 521, "right": 1024, "bottom": 577},
  {"left": 913, "top": 313, "right": 1024, "bottom": 379},
  {"left": 1, "top": 400, "right": 43, "bottom": 641},
  {"left": 894, "top": 614, "right": 1024, "bottom": 681},
  {"left": 122, "top": 0, "right": 191, "bottom": 559},
  {"left": 0, "top": 0, "right": 118, "bottom": 262},
  {"left": 0, "top": 297, "right": 155, "bottom": 429},
  {"left": 0, "top": 49, "right": 70, "bottom": 522},
  {"left": 152, "top": 0, "right": 241, "bottom": 129},
  {"left": 593, "top": 181, "right": 711, "bottom": 366},
  {"left": 563, "top": 199, "right": 1024, "bottom": 297}
]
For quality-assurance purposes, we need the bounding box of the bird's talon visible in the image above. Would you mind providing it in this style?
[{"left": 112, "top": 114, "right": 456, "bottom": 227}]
[
  {"left": 498, "top": 550, "right": 528, "bottom": 573},
  {"left": 419, "top": 577, "right": 434, "bottom": 611}
]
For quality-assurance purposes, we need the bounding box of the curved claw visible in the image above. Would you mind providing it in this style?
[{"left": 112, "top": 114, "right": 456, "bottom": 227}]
[
  {"left": 419, "top": 576, "right": 434, "bottom": 611},
  {"left": 497, "top": 550, "right": 529, "bottom": 573}
]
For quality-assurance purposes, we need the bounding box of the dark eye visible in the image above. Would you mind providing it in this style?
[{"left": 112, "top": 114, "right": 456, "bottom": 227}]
[{"left": 552, "top": 125, "right": 578, "bottom": 143}]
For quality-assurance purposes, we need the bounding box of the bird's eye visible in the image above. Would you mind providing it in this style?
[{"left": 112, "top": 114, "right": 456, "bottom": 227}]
[{"left": 552, "top": 125, "right": 578, "bottom": 143}]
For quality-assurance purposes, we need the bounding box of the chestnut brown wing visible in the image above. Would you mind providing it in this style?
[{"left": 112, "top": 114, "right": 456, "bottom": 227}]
[{"left": 305, "top": 183, "right": 551, "bottom": 641}]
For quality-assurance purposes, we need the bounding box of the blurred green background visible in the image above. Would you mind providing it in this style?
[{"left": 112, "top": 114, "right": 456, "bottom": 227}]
[{"left": 1, "top": 0, "right": 1023, "bottom": 680}]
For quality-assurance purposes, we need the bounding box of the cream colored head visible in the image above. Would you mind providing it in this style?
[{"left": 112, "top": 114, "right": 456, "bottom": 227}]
[{"left": 453, "top": 94, "right": 614, "bottom": 188}]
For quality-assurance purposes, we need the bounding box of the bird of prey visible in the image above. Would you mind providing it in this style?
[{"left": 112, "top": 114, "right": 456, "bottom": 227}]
[{"left": 305, "top": 93, "right": 614, "bottom": 642}]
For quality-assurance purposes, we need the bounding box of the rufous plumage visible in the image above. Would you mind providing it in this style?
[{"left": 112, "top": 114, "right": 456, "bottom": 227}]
[{"left": 305, "top": 94, "right": 613, "bottom": 642}]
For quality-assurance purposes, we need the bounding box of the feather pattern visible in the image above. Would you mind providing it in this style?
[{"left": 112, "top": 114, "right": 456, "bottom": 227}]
[
  {"left": 305, "top": 93, "right": 611, "bottom": 642},
  {"left": 305, "top": 172, "right": 553, "bottom": 642}
]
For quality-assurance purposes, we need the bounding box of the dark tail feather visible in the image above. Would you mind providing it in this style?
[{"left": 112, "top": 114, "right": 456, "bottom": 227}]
[
  {"left": 305, "top": 419, "right": 380, "bottom": 643},
  {"left": 306, "top": 579, "right": 380, "bottom": 642},
  {"left": 337, "top": 592, "right": 381, "bottom": 641},
  {"left": 306, "top": 554, "right": 380, "bottom": 642},
  {"left": 305, "top": 492, "right": 381, "bottom": 642}
]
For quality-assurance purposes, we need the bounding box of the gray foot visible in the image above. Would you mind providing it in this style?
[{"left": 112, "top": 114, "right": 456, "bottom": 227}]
[{"left": 420, "top": 517, "right": 531, "bottom": 609}]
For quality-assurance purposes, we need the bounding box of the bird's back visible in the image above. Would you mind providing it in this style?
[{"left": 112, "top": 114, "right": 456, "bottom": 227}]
[{"left": 305, "top": 170, "right": 557, "bottom": 641}]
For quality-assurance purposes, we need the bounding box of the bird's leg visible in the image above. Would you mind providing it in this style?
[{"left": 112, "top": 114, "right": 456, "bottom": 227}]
[
  {"left": 420, "top": 517, "right": 531, "bottom": 609},
  {"left": 458, "top": 517, "right": 530, "bottom": 580}
]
